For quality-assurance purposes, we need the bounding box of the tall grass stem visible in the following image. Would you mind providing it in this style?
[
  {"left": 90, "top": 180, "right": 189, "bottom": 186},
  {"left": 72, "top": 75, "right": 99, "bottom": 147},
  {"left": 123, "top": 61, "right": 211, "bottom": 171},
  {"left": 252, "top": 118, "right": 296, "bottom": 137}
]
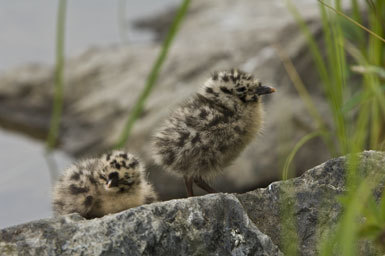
[
  {"left": 115, "top": 0, "right": 191, "bottom": 148},
  {"left": 44, "top": 0, "right": 67, "bottom": 181},
  {"left": 282, "top": 131, "right": 323, "bottom": 180},
  {"left": 46, "top": 0, "right": 67, "bottom": 151},
  {"left": 318, "top": 0, "right": 385, "bottom": 43}
]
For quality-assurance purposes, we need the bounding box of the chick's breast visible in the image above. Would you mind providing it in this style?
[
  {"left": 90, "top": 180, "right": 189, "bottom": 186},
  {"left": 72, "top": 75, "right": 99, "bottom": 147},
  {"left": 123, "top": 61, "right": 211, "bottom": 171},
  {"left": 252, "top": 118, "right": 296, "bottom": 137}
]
[{"left": 153, "top": 95, "right": 246, "bottom": 179}]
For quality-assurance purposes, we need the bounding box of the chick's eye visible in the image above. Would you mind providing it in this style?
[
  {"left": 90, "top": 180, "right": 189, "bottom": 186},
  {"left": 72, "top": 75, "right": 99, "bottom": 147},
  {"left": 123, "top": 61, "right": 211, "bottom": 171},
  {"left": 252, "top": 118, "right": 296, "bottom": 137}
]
[
  {"left": 99, "top": 174, "right": 107, "bottom": 181},
  {"left": 108, "top": 172, "right": 119, "bottom": 180}
]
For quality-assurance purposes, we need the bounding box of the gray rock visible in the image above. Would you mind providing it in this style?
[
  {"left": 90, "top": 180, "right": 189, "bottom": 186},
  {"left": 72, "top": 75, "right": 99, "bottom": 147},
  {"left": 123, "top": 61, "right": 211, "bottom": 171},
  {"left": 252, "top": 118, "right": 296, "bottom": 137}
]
[
  {"left": 1, "top": 151, "right": 384, "bottom": 255},
  {"left": 0, "top": 194, "right": 282, "bottom": 256},
  {"left": 237, "top": 150, "right": 385, "bottom": 255}
]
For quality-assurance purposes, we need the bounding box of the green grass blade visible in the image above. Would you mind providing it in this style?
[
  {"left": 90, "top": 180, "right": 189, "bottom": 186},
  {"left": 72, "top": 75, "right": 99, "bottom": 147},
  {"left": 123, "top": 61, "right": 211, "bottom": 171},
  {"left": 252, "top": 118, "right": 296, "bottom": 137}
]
[
  {"left": 274, "top": 44, "right": 326, "bottom": 129},
  {"left": 282, "top": 131, "right": 323, "bottom": 180},
  {"left": 318, "top": 0, "right": 385, "bottom": 43},
  {"left": 286, "top": 0, "right": 330, "bottom": 87},
  {"left": 346, "top": 42, "right": 385, "bottom": 116},
  {"left": 379, "top": 188, "right": 385, "bottom": 223},
  {"left": 46, "top": 0, "right": 67, "bottom": 151},
  {"left": 44, "top": 0, "right": 67, "bottom": 182},
  {"left": 115, "top": 0, "right": 191, "bottom": 149},
  {"left": 351, "top": 0, "right": 362, "bottom": 24},
  {"left": 274, "top": 43, "right": 336, "bottom": 154},
  {"left": 351, "top": 65, "right": 385, "bottom": 79},
  {"left": 280, "top": 182, "right": 299, "bottom": 256},
  {"left": 339, "top": 179, "right": 375, "bottom": 256},
  {"left": 370, "top": 99, "right": 380, "bottom": 149}
]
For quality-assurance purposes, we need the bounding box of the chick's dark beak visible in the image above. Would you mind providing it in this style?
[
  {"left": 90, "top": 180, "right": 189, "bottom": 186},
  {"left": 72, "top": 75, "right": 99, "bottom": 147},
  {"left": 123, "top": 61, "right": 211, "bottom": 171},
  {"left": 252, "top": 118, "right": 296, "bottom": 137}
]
[
  {"left": 107, "top": 172, "right": 119, "bottom": 188},
  {"left": 256, "top": 86, "right": 276, "bottom": 95}
]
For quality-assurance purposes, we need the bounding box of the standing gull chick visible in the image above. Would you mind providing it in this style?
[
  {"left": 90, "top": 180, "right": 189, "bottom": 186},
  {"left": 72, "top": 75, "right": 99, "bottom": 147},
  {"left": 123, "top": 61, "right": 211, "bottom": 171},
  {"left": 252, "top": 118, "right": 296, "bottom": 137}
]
[
  {"left": 153, "top": 69, "right": 276, "bottom": 196},
  {"left": 52, "top": 151, "right": 158, "bottom": 218}
]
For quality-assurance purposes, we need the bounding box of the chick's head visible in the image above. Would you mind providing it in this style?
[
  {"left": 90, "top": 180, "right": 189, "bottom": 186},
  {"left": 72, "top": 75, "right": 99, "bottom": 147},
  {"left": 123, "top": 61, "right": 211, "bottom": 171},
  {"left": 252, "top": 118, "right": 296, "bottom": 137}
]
[
  {"left": 202, "top": 69, "right": 276, "bottom": 104},
  {"left": 99, "top": 151, "right": 143, "bottom": 193}
]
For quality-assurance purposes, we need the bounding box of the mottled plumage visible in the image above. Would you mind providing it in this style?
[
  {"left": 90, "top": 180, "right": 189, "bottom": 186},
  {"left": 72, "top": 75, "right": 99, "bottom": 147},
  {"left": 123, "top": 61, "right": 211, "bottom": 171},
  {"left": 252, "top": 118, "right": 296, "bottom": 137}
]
[
  {"left": 153, "top": 69, "right": 276, "bottom": 196},
  {"left": 52, "top": 151, "right": 158, "bottom": 219}
]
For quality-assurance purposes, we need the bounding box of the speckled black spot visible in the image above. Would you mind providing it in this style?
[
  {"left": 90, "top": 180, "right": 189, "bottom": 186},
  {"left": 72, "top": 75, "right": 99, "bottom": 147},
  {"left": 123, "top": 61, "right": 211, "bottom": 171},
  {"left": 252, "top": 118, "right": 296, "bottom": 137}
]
[
  {"left": 119, "top": 153, "right": 128, "bottom": 159},
  {"left": 114, "top": 163, "right": 121, "bottom": 169},
  {"left": 84, "top": 196, "right": 93, "bottom": 207},
  {"left": 163, "top": 150, "right": 175, "bottom": 166},
  {"left": 212, "top": 72, "right": 218, "bottom": 80},
  {"left": 129, "top": 159, "right": 139, "bottom": 169},
  {"left": 209, "top": 116, "right": 222, "bottom": 127},
  {"left": 196, "top": 94, "right": 217, "bottom": 110},
  {"left": 236, "top": 87, "right": 246, "bottom": 92},
  {"left": 199, "top": 109, "right": 208, "bottom": 119},
  {"left": 222, "top": 75, "right": 229, "bottom": 82},
  {"left": 177, "top": 131, "right": 190, "bottom": 147},
  {"left": 191, "top": 133, "right": 201, "bottom": 144},
  {"left": 88, "top": 175, "right": 97, "bottom": 185},
  {"left": 206, "top": 87, "right": 214, "bottom": 94},
  {"left": 70, "top": 172, "right": 80, "bottom": 181},
  {"left": 200, "top": 159, "right": 209, "bottom": 168},
  {"left": 220, "top": 86, "right": 232, "bottom": 94},
  {"left": 155, "top": 137, "right": 168, "bottom": 148},
  {"left": 222, "top": 107, "right": 235, "bottom": 119},
  {"left": 53, "top": 200, "right": 64, "bottom": 207},
  {"left": 185, "top": 116, "right": 197, "bottom": 127},
  {"left": 219, "top": 144, "right": 228, "bottom": 153},
  {"left": 106, "top": 154, "right": 111, "bottom": 161},
  {"left": 69, "top": 184, "right": 89, "bottom": 194},
  {"left": 120, "top": 161, "right": 128, "bottom": 168},
  {"left": 234, "top": 126, "right": 242, "bottom": 134}
]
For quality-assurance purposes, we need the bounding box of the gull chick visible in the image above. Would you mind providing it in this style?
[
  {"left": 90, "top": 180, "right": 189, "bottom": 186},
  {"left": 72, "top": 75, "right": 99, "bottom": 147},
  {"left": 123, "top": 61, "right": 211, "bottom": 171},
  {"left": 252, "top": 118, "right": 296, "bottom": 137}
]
[
  {"left": 153, "top": 69, "right": 276, "bottom": 196},
  {"left": 52, "top": 151, "right": 158, "bottom": 218}
]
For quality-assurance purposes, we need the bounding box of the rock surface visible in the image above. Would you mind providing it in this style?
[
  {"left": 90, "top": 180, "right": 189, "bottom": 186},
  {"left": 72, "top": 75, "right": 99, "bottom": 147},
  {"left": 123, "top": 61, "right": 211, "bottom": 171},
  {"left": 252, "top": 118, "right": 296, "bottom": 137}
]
[
  {"left": 1, "top": 151, "right": 384, "bottom": 255},
  {"left": 0, "top": 0, "right": 331, "bottom": 199},
  {"left": 0, "top": 194, "right": 282, "bottom": 256}
]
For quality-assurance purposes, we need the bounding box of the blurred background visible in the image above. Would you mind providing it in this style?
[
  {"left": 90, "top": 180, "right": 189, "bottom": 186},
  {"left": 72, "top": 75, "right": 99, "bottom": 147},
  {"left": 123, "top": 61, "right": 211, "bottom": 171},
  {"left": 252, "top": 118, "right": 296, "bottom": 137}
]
[
  {"left": 0, "top": 0, "right": 180, "bottom": 228},
  {"left": 0, "top": 0, "right": 383, "bottom": 231}
]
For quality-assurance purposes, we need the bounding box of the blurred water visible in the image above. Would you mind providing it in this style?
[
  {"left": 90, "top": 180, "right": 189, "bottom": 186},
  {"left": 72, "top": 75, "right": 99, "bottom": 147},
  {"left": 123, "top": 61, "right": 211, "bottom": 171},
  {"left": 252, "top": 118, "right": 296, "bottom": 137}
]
[
  {"left": 0, "top": 130, "right": 72, "bottom": 228},
  {"left": 0, "top": 0, "right": 179, "bottom": 72},
  {"left": 0, "top": 0, "right": 179, "bottom": 228}
]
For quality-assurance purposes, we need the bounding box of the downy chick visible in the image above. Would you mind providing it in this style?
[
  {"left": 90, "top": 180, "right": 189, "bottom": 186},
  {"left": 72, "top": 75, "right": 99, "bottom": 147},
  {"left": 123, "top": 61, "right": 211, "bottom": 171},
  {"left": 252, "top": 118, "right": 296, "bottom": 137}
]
[
  {"left": 152, "top": 69, "right": 276, "bottom": 196},
  {"left": 52, "top": 150, "right": 158, "bottom": 218}
]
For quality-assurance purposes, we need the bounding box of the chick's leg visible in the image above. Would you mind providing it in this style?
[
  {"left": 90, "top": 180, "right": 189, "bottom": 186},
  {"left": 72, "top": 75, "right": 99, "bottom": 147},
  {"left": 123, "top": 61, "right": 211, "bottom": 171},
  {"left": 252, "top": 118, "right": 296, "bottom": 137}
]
[
  {"left": 194, "top": 177, "right": 216, "bottom": 194},
  {"left": 184, "top": 176, "right": 194, "bottom": 197}
]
